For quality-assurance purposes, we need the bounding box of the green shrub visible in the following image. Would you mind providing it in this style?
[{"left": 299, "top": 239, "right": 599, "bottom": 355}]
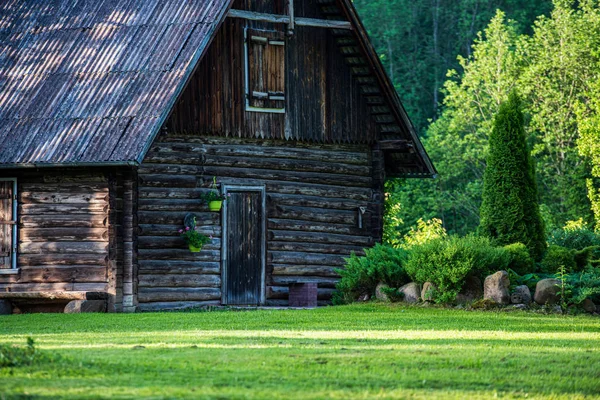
[
  {"left": 507, "top": 270, "right": 549, "bottom": 293},
  {"left": 479, "top": 91, "right": 546, "bottom": 261},
  {"left": 565, "top": 266, "right": 600, "bottom": 304},
  {"left": 503, "top": 243, "right": 535, "bottom": 275},
  {"left": 0, "top": 338, "right": 51, "bottom": 368},
  {"left": 332, "top": 244, "right": 409, "bottom": 305},
  {"left": 548, "top": 224, "right": 600, "bottom": 257},
  {"left": 401, "top": 218, "right": 447, "bottom": 248},
  {"left": 540, "top": 245, "right": 576, "bottom": 274},
  {"left": 404, "top": 235, "right": 511, "bottom": 303}
]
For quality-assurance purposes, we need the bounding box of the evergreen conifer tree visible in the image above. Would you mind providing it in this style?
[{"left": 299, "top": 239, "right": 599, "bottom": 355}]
[{"left": 480, "top": 91, "right": 546, "bottom": 260}]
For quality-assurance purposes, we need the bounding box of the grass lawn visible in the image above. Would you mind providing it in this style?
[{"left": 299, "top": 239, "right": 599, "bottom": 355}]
[{"left": 0, "top": 304, "right": 599, "bottom": 399}]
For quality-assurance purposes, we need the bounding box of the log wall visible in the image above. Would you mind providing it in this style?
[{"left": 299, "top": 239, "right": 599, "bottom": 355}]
[
  {"left": 137, "top": 135, "right": 383, "bottom": 310},
  {"left": 0, "top": 170, "right": 113, "bottom": 296}
]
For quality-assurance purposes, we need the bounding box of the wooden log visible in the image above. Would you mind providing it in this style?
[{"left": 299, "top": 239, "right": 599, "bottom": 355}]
[
  {"left": 226, "top": 9, "right": 353, "bottom": 30},
  {"left": 268, "top": 241, "right": 365, "bottom": 255},
  {"left": 18, "top": 253, "right": 107, "bottom": 266},
  {"left": 268, "top": 193, "right": 366, "bottom": 211},
  {"left": 1, "top": 266, "right": 107, "bottom": 283},
  {"left": 268, "top": 219, "right": 362, "bottom": 235},
  {"left": 19, "top": 241, "right": 108, "bottom": 255},
  {"left": 269, "top": 251, "right": 346, "bottom": 266},
  {"left": 138, "top": 249, "right": 220, "bottom": 261},
  {"left": 138, "top": 260, "right": 220, "bottom": 275},
  {"left": 267, "top": 286, "right": 334, "bottom": 300},
  {"left": 142, "top": 152, "right": 206, "bottom": 165},
  {"left": 19, "top": 228, "right": 108, "bottom": 242},
  {"left": 138, "top": 286, "right": 221, "bottom": 303},
  {"left": 138, "top": 164, "right": 202, "bottom": 176},
  {"left": 271, "top": 275, "right": 339, "bottom": 288},
  {"left": 19, "top": 203, "right": 108, "bottom": 214},
  {"left": 138, "top": 274, "right": 221, "bottom": 289},
  {"left": 269, "top": 205, "right": 356, "bottom": 225},
  {"left": 271, "top": 264, "right": 341, "bottom": 277},
  {"left": 20, "top": 183, "right": 108, "bottom": 193},
  {"left": 268, "top": 229, "right": 374, "bottom": 246},
  {"left": 201, "top": 166, "right": 372, "bottom": 187},
  {"left": 201, "top": 155, "right": 371, "bottom": 177},
  {"left": 138, "top": 224, "right": 221, "bottom": 237},
  {"left": 41, "top": 174, "right": 107, "bottom": 184},
  {"left": 136, "top": 300, "right": 221, "bottom": 311},
  {"left": 138, "top": 187, "right": 211, "bottom": 200},
  {"left": 138, "top": 174, "right": 197, "bottom": 188},
  {"left": 138, "top": 236, "right": 220, "bottom": 250},
  {"left": 19, "top": 192, "right": 108, "bottom": 204},
  {"left": 0, "top": 282, "right": 108, "bottom": 292},
  {"left": 138, "top": 199, "right": 210, "bottom": 212},
  {"left": 138, "top": 211, "right": 220, "bottom": 225},
  {"left": 19, "top": 214, "right": 108, "bottom": 228},
  {"left": 0, "top": 291, "right": 91, "bottom": 301}
]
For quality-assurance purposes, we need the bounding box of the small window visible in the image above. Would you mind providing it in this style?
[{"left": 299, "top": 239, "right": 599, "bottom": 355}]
[
  {"left": 244, "top": 28, "right": 286, "bottom": 113},
  {"left": 0, "top": 178, "right": 16, "bottom": 270}
]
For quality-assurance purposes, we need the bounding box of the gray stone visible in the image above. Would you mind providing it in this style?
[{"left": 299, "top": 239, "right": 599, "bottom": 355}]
[
  {"left": 0, "top": 300, "right": 13, "bottom": 315},
  {"left": 456, "top": 276, "right": 483, "bottom": 303},
  {"left": 64, "top": 300, "right": 106, "bottom": 313},
  {"left": 483, "top": 271, "right": 511, "bottom": 305},
  {"left": 421, "top": 282, "right": 437, "bottom": 302},
  {"left": 583, "top": 298, "right": 596, "bottom": 313},
  {"left": 357, "top": 293, "right": 370, "bottom": 302},
  {"left": 534, "top": 279, "right": 561, "bottom": 305},
  {"left": 375, "top": 282, "right": 390, "bottom": 302},
  {"left": 509, "top": 303, "right": 528, "bottom": 311},
  {"left": 399, "top": 282, "right": 421, "bottom": 303},
  {"left": 551, "top": 305, "right": 563, "bottom": 314},
  {"left": 511, "top": 285, "right": 532, "bottom": 305}
]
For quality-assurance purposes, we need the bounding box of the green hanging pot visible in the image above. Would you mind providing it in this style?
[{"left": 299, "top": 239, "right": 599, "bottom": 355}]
[
  {"left": 208, "top": 200, "right": 223, "bottom": 212},
  {"left": 188, "top": 244, "right": 202, "bottom": 253}
]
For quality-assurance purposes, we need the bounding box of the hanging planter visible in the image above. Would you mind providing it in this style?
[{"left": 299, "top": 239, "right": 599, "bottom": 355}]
[
  {"left": 208, "top": 200, "right": 223, "bottom": 212},
  {"left": 179, "top": 215, "right": 210, "bottom": 253},
  {"left": 203, "top": 176, "right": 227, "bottom": 212}
]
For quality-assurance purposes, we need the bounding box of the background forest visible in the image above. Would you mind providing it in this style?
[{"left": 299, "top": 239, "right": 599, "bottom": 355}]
[{"left": 353, "top": 0, "right": 600, "bottom": 239}]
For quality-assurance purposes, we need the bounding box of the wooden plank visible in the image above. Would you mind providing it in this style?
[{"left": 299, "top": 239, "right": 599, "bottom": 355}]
[
  {"left": 0, "top": 181, "right": 13, "bottom": 270},
  {"left": 268, "top": 193, "right": 367, "bottom": 210},
  {"left": 269, "top": 205, "right": 356, "bottom": 225},
  {"left": 268, "top": 241, "right": 364, "bottom": 255},
  {"left": 18, "top": 253, "right": 107, "bottom": 267},
  {"left": 138, "top": 260, "right": 220, "bottom": 275},
  {"left": 138, "top": 248, "right": 220, "bottom": 261},
  {"left": 138, "top": 288, "right": 220, "bottom": 303},
  {"left": 19, "top": 192, "right": 108, "bottom": 204},
  {"left": 138, "top": 224, "right": 221, "bottom": 237},
  {"left": 268, "top": 218, "right": 362, "bottom": 235},
  {"left": 0, "top": 282, "right": 108, "bottom": 292},
  {"left": 138, "top": 275, "right": 221, "bottom": 289},
  {"left": 271, "top": 264, "right": 341, "bottom": 277},
  {"left": 138, "top": 236, "right": 220, "bottom": 250},
  {"left": 271, "top": 275, "right": 339, "bottom": 288},
  {"left": 137, "top": 300, "right": 221, "bottom": 311},
  {"left": 227, "top": 9, "right": 352, "bottom": 30},
  {"left": 138, "top": 211, "right": 220, "bottom": 225},
  {"left": 19, "top": 241, "right": 108, "bottom": 255},
  {"left": 19, "top": 214, "right": 107, "bottom": 228},
  {"left": 19, "top": 203, "right": 108, "bottom": 215},
  {"left": 19, "top": 228, "right": 108, "bottom": 242},
  {"left": 268, "top": 251, "right": 346, "bottom": 266},
  {"left": 1, "top": 266, "right": 107, "bottom": 283}
]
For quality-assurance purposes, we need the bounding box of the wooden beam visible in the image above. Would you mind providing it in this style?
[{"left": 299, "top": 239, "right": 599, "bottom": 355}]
[
  {"left": 227, "top": 9, "right": 352, "bottom": 30},
  {"left": 378, "top": 140, "right": 413, "bottom": 151}
]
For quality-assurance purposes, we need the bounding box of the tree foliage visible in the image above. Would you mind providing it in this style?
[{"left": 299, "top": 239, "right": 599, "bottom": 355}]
[{"left": 479, "top": 91, "right": 546, "bottom": 260}]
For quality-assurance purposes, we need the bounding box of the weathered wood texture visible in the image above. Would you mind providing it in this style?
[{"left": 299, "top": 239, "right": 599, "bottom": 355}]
[
  {"left": 165, "top": 1, "right": 379, "bottom": 144},
  {"left": 0, "top": 170, "right": 111, "bottom": 294},
  {"left": 138, "top": 136, "right": 381, "bottom": 309}
]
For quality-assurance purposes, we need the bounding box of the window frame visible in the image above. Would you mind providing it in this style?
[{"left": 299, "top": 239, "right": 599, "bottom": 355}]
[
  {"left": 0, "top": 177, "right": 17, "bottom": 273},
  {"left": 243, "top": 27, "right": 286, "bottom": 114}
]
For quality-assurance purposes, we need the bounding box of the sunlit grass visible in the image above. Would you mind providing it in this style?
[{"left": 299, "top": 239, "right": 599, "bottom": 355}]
[{"left": 1, "top": 303, "right": 599, "bottom": 399}]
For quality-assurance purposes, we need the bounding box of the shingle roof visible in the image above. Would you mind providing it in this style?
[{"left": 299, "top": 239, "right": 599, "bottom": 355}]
[{"left": 0, "top": 0, "right": 232, "bottom": 166}]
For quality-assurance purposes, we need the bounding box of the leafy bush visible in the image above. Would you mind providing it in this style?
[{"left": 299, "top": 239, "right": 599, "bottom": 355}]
[
  {"left": 332, "top": 244, "right": 409, "bottom": 305},
  {"left": 404, "top": 235, "right": 511, "bottom": 303},
  {"left": 507, "top": 269, "right": 549, "bottom": 293},
  {"left": 401, "top": 218, "right": 447, "bottom": 248},
  {"left": 540, "top": 245, "right": 576, "bottom": 274},
  {"left": 503, "top": 243, "right": 535, "bottom": 275},
  {"left": 0, "top": 338, "right": 52, "bottom": 368},
  {"left": 547, "top": 222, "right": 600, "bottom": 254},
  {"left": 565, "top": 266, "right": 600, "bottom": 304}
]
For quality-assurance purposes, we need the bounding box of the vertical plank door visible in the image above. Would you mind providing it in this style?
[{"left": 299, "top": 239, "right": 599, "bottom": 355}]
[
  {"left": 225, "top": 191, "right": 264, "bottom": 305},
  {"left": 0, "top": 181, "right": 14, "bottom": 269}
]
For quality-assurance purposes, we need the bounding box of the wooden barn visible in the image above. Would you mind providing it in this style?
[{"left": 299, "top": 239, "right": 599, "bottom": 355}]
[{"left": 0, "top": 0, "right": 435, "bottom": 312}]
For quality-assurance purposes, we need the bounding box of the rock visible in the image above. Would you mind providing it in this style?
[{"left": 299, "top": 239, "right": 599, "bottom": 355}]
[
  {"left": 456, "top": 276, "right": 483, "bottom": 303},
  {"left": 471, "top": 298, "right": 499, "bottom": 310},
  {"left": 583, "top": 298, "right": 596, "bottom": 313},
  {"left": 551, "top": 305, "right": 563, "bottom": 314},
  {"left": 508, "top": 303, "right": 528, "bottom": 311},
  {"left": 421, "top": 282, "right": 437, "bottom": 302},
  {"left": 483, "top": 271, "right": 511, "bottom": 305},
  {"left": 64, "top": 300, "right": 106, "bottom": 313},
  {"left": 375, "top": 283, "right": 390, "bottom": 302},
  {"left": 357, "top": 293, "right": 370, "bottom": 302},
  {"left": 534, "top": 279, "right": 561, "bottom": 305},
  {"left": 399, "top": 282, "right": 421, "bottom": 303},
  {"left": 511, "top": 285, "right": 532, "bottom": 305},
  {"left": 0, "top": 300, "right": 13, "bottom": 315}
]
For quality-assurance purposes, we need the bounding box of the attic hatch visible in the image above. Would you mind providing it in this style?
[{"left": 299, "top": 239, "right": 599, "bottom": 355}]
[{"left": 244, "top": 28, "right": 286, "bottom": 113}]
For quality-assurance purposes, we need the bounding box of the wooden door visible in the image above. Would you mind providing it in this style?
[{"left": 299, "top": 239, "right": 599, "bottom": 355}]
[{"left": 223, "top": 188, "right": 265, "bottom": 305}]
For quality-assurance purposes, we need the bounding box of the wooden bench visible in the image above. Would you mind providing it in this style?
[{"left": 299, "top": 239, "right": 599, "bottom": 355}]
[
  {"left": 0, "top": 291, "right": 108, "bottom": 314},
  {"left": 288, "top": 282, "right": 318, "bottom": 308}
]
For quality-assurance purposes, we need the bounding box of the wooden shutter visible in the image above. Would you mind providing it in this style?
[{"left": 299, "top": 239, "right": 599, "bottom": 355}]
[
  {"left": 0, "top": 181, "right": 14, "bottom": 269},
  {"left": 246, "top": 28, "right": 285, "bottom": 111}
]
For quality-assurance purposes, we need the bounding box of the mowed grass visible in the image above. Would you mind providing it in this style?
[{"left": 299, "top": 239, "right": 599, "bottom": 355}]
[{"left": 0, "top": 304, "right": 599, "bottom": 399}]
